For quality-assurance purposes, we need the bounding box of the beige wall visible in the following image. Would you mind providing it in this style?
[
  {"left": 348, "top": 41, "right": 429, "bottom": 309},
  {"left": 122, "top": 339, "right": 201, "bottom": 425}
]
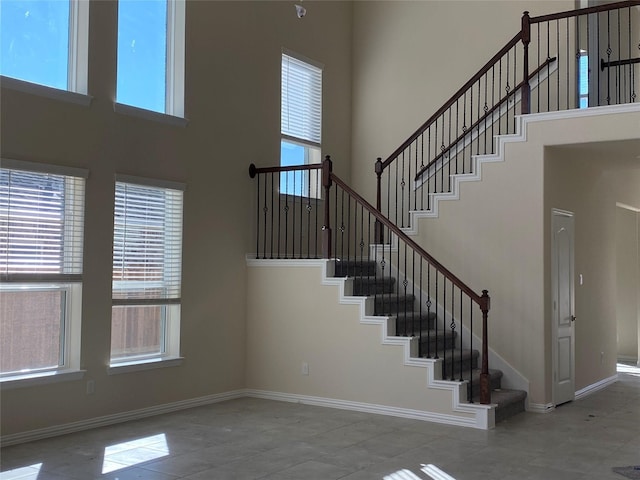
[
  {"left": 246, "top": 262, "right": 479, "bottom": 424},
  {"left": 616, "top": 207, "right": 639, "bottom": 363},
  {"left": 350, "top": 0, "right": 574, "bottom": 203},
  {"left": 403, "top": 110, "right": 639, "bottom": 407},
  {"left": 0, "top": 0, "right": 353, "bottom": 437}
]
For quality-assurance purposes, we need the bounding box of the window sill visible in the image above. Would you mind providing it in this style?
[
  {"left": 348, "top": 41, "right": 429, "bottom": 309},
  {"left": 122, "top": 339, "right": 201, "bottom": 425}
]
[
  {"left": 1, "top": 76, "right": 93, "bottom": 107},
  {"left": 0, "top": 369, "right": 86, "bottom": 390},
  {"left": 108, "top": 356, "right": 184, "bottom": 375},
  {"left": 114, "top": 103, "right": 189, "bottom": 128}
]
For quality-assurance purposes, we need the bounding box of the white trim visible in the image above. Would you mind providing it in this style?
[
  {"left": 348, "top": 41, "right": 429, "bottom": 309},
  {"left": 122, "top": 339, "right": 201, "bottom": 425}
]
[
  {"left": 281, "top": 47, "right": 325, "bottom": 70},
  {"left": 616, "top": 202, "right": 640, "bottom": 213},
  {"left": 166, "top": 0, "right": 186, "bottom": 118},
  {"left": 114, "top": 173, "right": 186, "bottom": 192},
  {"left": 0, "top": 389, "right": 246, "bottom": 447},
  {"left": 246, "top": 258, "right": 495, "bottom": 430},
  {"left": 114, "top": 102, "right": 189, "bottom": 128},
  {"left": 0, "top": 76, "right": 92, "bottom": 107},
  {"left": 246, "top": 257, "right": 326, "bottom": 267},
  {"left": 527, "top": 402, "right": 555, "bottom": 413},
  {"left": 617, "top": 355, "right": 639, "bottom": 363},
  {"left": 0, "top": 369, "right": 85, "bottom": 391},
  {"left": 574, "top": 374, "right": 618, "bottom": 400},
  {"left": 399, "top": 103, "right": 640, "bottom": 235},
  {"left": 0, "top": 158, "right": 89, "bottom": 179},
  {"left": 67, "top": 0, "right": 89, "bottom": 94},
  {"left": 246, "top": 389, "right": 488, "bottom": 429},
  {"left": 108, "top": 356, "right": 184, "bottom": 375}
]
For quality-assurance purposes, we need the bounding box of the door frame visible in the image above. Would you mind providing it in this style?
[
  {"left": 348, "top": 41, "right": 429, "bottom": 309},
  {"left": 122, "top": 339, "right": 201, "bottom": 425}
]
[{"left": 551, "top": 208, "right": 576, "bottom": 406}]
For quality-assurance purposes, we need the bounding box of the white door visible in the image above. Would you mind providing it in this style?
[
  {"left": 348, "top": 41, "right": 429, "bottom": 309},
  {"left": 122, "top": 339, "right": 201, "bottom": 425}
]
[{"left": 552, "top": 209, "right": 575, "bottom": 406}]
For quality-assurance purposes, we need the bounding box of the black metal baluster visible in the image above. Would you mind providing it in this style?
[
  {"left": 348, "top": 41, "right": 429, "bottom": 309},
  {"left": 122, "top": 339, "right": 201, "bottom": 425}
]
[
  {"left": 630, "top": 7, "right": 636, "bottom": 103},
  {"left": 469, "top": 298, "right": 473, "bottom": 401},
  {"left": 401, "top": 151, "right": 405, "bottom": 228},
  {"left": 256, "top": 172, "right": 260, "bottom": 258},
  {"left": 547, "top": 21, "right": 550, "bottom": 111},
  {"left": 498, "top": 58, "right": 503, "bottom": 134},
  {"left": 440, "top": 271, "right": 446, "bottom": 377},
  {"left": 491, "top": 65, "right": 495, "bottom": 151},
  {"left": 566, "top": 17, "right": 570, "bottom": 110},
  {"left": 420, "top": 132, "right": 425, "bottom": 210},
  {"left": 450, "top": 282, "right": 455, "bottom": 380},
  {"left": 292, "top": 172, "right": 296, "bottom": 259},
  {"left": 616, "top": 9, "right": 621, "bottom": 104},
  {"left": 459, "top": 289, "right": 463, "bottom": 382},
  {"left": 537, "top": 23, "right": 541, "bottom": 113},
  {"left": 263, "top": 173, "right": 268, "bottom": 259},
  {"left": 277, "top": 172, "right": 282, "bottom": 258},
  {"left": 306, "top": 173, "right": 311, "bottom": 259},
  {"left": 315, "top": 172, "right": 319, "bottom": 257},
  {"left": 419, "top": 259, "right": 424, "bottom": 357},
  {"left": 556, "top": 19, "right": 560, "bottom": 112},
  {"left": 284, "top": 173, "right": 289, "bottom": 258},
  {"left": 340, "top": 188, "right": 345, "bottom": 262},
  {"left": 607, "top": 10, "right": 611, "bottom": 105}
]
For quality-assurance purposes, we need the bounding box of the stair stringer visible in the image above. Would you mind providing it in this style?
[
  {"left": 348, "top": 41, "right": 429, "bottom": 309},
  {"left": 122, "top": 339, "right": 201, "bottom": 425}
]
[
  {"left": 403, "top": 103, "right": 640, "bottom": 235},
  {"left": 247, "top": 257, "right": 494, "bottom": 429},
  {"left": 320, "top": 259, "right": 495, "bottom": 429},
  {"left": 385, "top": 104, "right": 640, "bottom": 404},
  {"left": 369, "top": 242, "right": 531, "bottom": 405}
]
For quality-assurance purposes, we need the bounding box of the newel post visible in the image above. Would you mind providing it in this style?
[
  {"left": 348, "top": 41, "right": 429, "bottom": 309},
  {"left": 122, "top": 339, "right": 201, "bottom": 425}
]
[
  {"left": 322, "top": 155, "right": 333, "bottom": 259},
  {"left": 374, "top": 158, "right": 384, "bottom": 244},
  {"left": 479, "top": 289, "right": 492, "bottom": 405},
  {"left": 521, "top": 11, "right": 531, "bottom": 115}
]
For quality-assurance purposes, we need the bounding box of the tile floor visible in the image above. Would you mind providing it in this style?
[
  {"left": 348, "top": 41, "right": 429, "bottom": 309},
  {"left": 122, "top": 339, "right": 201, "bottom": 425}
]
[{"left": 1, "top": 365, "right": 639, "bottom": 480}]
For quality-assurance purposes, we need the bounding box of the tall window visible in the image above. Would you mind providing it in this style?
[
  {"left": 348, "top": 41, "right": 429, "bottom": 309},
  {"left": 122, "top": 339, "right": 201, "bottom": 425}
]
[
  {"left": 0, "top": 0, "right": 89, "bottom": 93},
  {"left": 116, "top": 0, "right": 185, "bottom": 117},
  {"left": 0, "top": 160, "right": 86, "bottom": 379},
  {"left": 281, "top": 51, "right": 322, "bottom": 197},
  {"left": 111, "top": 176, "right": 184, "bottom": 365}
]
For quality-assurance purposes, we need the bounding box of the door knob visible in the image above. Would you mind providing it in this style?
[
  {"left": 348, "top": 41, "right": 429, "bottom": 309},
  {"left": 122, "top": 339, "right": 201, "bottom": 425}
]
[{"left": 571, "top": 315, "right": 576, "bottom": 322}]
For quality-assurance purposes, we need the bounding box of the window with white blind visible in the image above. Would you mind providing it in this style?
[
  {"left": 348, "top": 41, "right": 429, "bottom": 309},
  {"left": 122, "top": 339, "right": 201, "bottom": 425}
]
[
  {"left": 281, "top": 51, "right": 322, "bottom": 197},
  {"left": 0, "top": 159, "right": 87, "bottom": 382},
  {"left": 110, "top": 176, "right": 184, "bottom": 367}
]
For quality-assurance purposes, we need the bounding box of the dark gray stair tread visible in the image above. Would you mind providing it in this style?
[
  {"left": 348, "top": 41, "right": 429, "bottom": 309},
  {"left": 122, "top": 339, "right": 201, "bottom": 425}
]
[
  {"left": 374, "top": 293, "right": 416, "bottom": 314},
  {"left": 352, "top": 277, "right": 396, "bottom": 295},
  {"left": 334, "top": 260, "right": 377, "bottom": 276}
]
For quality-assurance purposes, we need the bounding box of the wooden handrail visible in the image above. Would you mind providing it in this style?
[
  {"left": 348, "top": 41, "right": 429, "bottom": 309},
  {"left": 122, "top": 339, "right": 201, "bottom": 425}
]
[
  {"left": 530, "top": 0, "right": 639, "bottom": 24},
  {"left": 601, "top": 57, "right": 640, "bottom": 71},
  {"left": 414, "top": 56, "right": 557, "bottom": 182},
  {"left": 382, "top": 0, "right": 639, "bottom": 174},
  {"left": 249, "top": 163, "right": 322, "bottom": 178},
  {"left": 380, "top": 32, "right": 522, "bottom": 171}
]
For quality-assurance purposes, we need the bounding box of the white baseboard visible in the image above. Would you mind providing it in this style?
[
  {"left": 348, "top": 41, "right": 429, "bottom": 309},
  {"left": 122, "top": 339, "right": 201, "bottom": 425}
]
[
  {"left": 0, "top": 389, "right": 246, "bottom": 447},
  {"left": 527, "top": 402, "right": 555, "bottom": 413},
  {"left": 617, "top": 355, "right": 639, "bottom": 364},
  {"left": 245, "top": 389, "right": 489, "bottom": 429},
  {"left": 575, "top": 374, "right": 618, "bottom": 400}
]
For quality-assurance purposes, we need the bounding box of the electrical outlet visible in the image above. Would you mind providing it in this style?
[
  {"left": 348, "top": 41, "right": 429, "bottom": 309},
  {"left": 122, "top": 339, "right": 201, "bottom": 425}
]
[
  {"left": 301, "top": 362, "right": 309, "bottom": 375},
  {"left": 86, "top": 379, "right": 95, "bottom": 395}
]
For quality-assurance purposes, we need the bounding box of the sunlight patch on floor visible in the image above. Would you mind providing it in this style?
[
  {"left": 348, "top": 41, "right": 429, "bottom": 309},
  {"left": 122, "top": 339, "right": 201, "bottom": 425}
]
[
  {"left": 382, "top": 464, "right": 457, "bottom": 480},
  {"left": 617, "top": 362, "right": 640, "bottom": 377},
  {"left": 0, "top": 463, "right": 42, "bottom": 480},
  {"left": 102, "top": 433, "right": 169, "bottom": 474}
]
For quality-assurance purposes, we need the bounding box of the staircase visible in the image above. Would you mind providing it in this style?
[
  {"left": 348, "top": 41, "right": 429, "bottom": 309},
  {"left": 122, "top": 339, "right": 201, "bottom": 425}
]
[{"left": 335, "top": 258, "right": 526, "bottom": 424}]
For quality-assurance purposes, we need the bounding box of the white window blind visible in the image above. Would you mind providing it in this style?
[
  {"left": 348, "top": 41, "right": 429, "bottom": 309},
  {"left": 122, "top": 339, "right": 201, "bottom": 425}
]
[
  {"left": 0, "top": 168, "right": 85, "bottom": 280},
  {"left": 112, "top": 181, "right": 184, "bottom": 302},
  {"left": 281, "top": 53, "right": 322, "bottom": 146}
]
